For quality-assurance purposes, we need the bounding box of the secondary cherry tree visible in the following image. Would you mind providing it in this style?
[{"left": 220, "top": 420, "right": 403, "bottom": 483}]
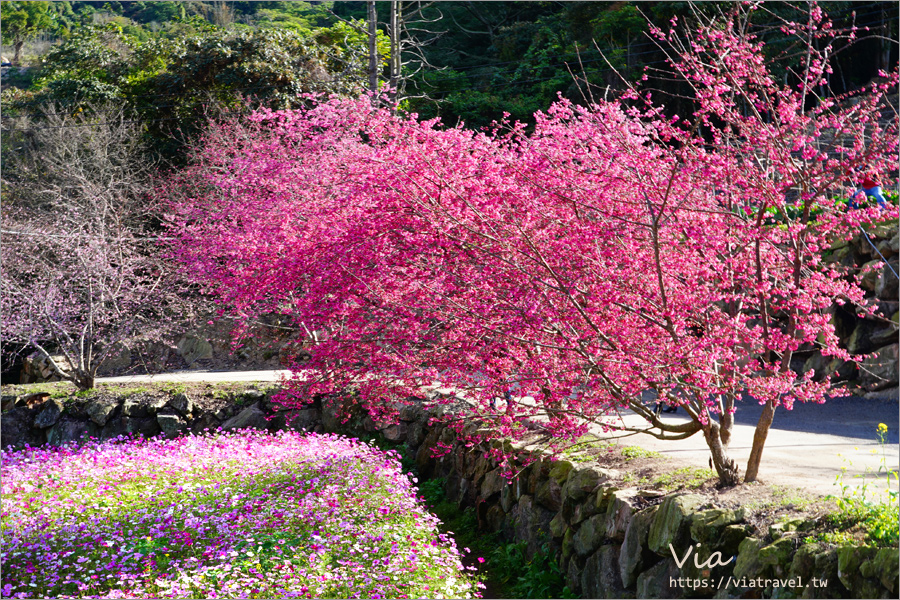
[
  {"left": 2, "top": 106, "right": 181, "bottom": 390},
  {"left": 167, "top": 3, "right": 898, "bottom": 485}
]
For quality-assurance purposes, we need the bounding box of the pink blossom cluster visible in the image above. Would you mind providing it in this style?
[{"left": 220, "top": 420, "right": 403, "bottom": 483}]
[
  {"left": 164, "top": 4, "right": 897, "bottom": 482},
  {"left": 1, "top": 431, "right": 481, "bottom": 599},
  {"left": 168, "top": 98, "right": 894, "bottom": 413}
]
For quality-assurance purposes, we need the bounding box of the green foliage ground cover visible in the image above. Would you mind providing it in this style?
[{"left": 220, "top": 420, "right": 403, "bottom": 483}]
[
  {"left": 813, "top": 424, "right": 900, "bottom": 548},
  {"left": 418, "top": 478, "right": 574, "bottom": 599}
]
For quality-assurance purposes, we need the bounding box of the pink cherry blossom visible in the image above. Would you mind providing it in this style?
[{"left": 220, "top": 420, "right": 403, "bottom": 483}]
[{"left": 165, "top": 3, "right": 897, "bottom": 485}]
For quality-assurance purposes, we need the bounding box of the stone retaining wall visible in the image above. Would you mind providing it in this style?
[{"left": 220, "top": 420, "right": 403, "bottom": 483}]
[
  {"left": 395, "top": 404, "right": 898, "bottom": 599},
  {"left": 817, "top": 222, "right": 899, "bottom": 395},
  {"left": 1, "top": 387, "right": 896, "bottom": 599}
]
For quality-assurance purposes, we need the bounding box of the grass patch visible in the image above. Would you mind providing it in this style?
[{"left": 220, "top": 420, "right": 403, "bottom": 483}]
[
  {"left": 770, "top": 485, "right": 814, "bottom": 511},
  {"left": 742, "top": 485, "right": 816, "bottom": 513},
  {"left": 108, "top": 386, "right": 150, "bottom": 399},
  {"left": 652, "top": 466, "right": 717, "bottom": 491},
  {"left": 621, "top": 472, "right": 647, "bottom": 485},
  {"left": 558, "top": 434, "right": 613, "bottom": 464},
  {"left": 159, "top": 382, "right": 188, "bottom": 395},
  {"left": 621, "top": 446, "right": 661, "bottom": 461},
  {"left": 212, "top": 388, "right": 233, "bottom": 401}
]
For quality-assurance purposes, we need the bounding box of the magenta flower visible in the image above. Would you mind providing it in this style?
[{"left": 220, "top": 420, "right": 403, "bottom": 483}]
[{"left": 1, "top": 431, "right": 480, "bottom": 598}]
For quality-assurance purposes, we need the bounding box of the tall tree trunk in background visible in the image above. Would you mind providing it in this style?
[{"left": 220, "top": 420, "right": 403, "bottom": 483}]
[
  {"left": 367, "top": 0, "right": 378, "bottom": 94},
  {"left": 880, "top": 6, "right": 893, "bottom": 72},
  {"left": 626, "top": 33, "right": 632, "bottom": 72},
  {"left": 390, "top": 0, "right": 402, "bottom": 101}
]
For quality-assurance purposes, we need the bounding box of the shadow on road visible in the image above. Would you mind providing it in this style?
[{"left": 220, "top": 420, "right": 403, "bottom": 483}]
[{"left": 729, "top": 394, "right": 899, "bottom": 443}]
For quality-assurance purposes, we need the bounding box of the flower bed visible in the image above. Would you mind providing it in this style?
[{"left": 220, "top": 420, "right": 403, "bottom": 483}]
[{"left": 1, "top": 431, "right": 481, "bottom": 599}]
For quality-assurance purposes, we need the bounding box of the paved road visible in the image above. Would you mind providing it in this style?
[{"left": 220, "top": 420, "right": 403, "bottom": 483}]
[
  {"left": 99, "top": 369, "right": 293, "bottom": 384},
  {"left": 98, "top": 370, "right": 898, "bottom": 497},
  {"left": 601, "top": 394, "right": 898, "bottom": 497}
]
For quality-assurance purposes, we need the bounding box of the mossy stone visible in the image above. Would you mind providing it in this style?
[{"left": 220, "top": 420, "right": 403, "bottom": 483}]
[
  {"left": 858, "top": 547, "right": 898, "bottom": 595},
  {"left": 718, "top": 524, "right": 751, "bottom": 556},
  {"left": 647, "top": 493, "right": 704, "bottom": 555},
  {"left": 572, "top": 514, "right": 604, "bottom": 556},
  {"left": 605, "top": 489, "right": 640, "bottom": 541},
  {"left": 824, "top": 245, "right": 852, "bottom": 264},
  {"left": 769, "top": 518, "right": 813, "bottom": 539},
  {"left": 789, "top": 543, "right": 820, "bottom": 581},
  {"left": 549, "top": 512, "right": 568, "bottom": 538},
  {"left": 535, "top": 477, "right": 562, "bottom": 511},
  {"left": 690, "top": 508, "right": 743, "bottom": 544},
  {"left": 732, "top": 537, "right": 763, "bottom": 580},
  {"left": 595, "top": 485, "right": 621, "bottom": 513},
  {"left": 635, "top": 558, "right": 679, "bottom": 599},
  {"left": 563, "top": 467, "right": 603, "bottom": 502},
  {"left": 836, "top": 546, "right": 878, "bottom": 592},
  {"left": 759, "top": 536, "right": 795, "bottom": 576},
  {"left": 549, "top": 460, "right": 574, "bottom": 484},
  {"left": 620, "top": 505, "right": 660, "bottom": 589},
  {"left": 561, "top": 527, "right": 575, "bottom": 563}
]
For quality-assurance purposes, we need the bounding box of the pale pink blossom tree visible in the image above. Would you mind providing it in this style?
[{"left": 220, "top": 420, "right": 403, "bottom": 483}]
[
  {"left": 1, "top": 216, "right": 171, "bottom": 390},
  {"left": 2, "top": 105, "right": 182, "bottom": 390},
  {"left": 168, "top": 4, "right": 897, "bottom": 485}
]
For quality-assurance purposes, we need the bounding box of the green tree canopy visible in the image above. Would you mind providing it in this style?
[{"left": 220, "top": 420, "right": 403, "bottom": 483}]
[
  {"left": 1, "top": 1, "right": 55, "bottom": 64},
  {"left": 11, "top": 22, "right": 370, "bottom": 161}
]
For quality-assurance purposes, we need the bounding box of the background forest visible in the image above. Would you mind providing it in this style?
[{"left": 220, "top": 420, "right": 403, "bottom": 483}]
[{"left": 3, "top": 1, "right": 897, "bottom": 136}]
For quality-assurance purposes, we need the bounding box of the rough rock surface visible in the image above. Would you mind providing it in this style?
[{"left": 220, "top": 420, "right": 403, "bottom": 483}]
[
  {"left": 222, "top": 402, "right": 270, "bottom": 431},
  {"left": 156, "top": 409, "right": 187, "bottom": 437},
  {"left": 86, "top": 398, "right": 119, "bottom": 426},
  {"left": 33, "top": 400, "right": 64, "bottom": 429}
]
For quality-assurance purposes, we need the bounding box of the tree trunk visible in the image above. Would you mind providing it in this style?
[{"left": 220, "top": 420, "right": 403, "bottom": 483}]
[
  {"left": 13, "top": 40, "right": 24, "bottom": 66},
  {"left": 367, "top": 0, "right": 378, "bottom": 95},
  {"left": 703, "top": 418, "right": 740, "bottom": 486},
  {"left": 880, "top": 7, "right": 893, "bottom": 72},
  {"left": 744, "top": 399, "right": 776, "bottom": 482},
  {"left": 626, "top": 34, "right": 632, "bottom": 71},
  {"left": 719, "top": 392, "right": 735, "bottom": 448},
  {"left": 389, "top": 0, "right": 402, "bottom": 98},
  {"left": 73, "top": 370, "right": 95, "bottom": 392}
]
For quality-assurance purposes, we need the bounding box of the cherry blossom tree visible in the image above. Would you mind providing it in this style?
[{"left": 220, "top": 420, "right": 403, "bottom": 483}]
[
  {"left": 168, "top": 3, "right": 897, "bottom": 485},
  {"left": 1, "top": 106, "right": 182, "bottom": 390},
  {"left": 1, "top": 217, "right": 171, "bottom": 390}
]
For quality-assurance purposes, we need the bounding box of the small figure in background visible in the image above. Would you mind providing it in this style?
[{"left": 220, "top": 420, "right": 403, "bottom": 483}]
[
  {"left": 851, "top": 170, "right": 888, "bottom": 209},
  {"left": 655, "top": 401, "right": 678, "bottom": 414}
]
